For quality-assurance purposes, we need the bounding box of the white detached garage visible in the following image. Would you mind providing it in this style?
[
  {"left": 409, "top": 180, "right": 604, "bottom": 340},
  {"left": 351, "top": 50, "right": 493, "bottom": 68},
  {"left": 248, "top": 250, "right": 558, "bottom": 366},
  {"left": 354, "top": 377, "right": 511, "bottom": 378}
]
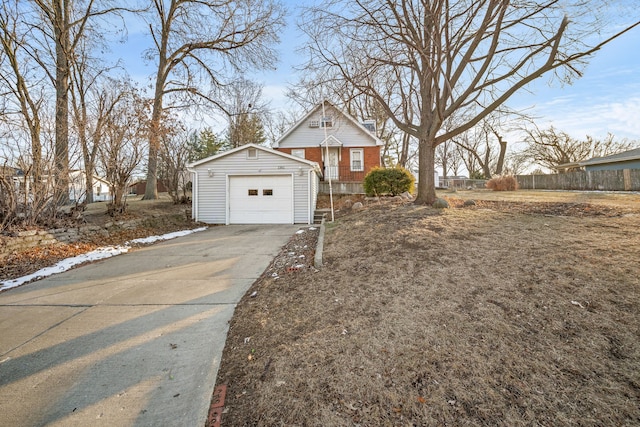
[{"left": 188, "top": 144, "right": 321, "bottom": 224}]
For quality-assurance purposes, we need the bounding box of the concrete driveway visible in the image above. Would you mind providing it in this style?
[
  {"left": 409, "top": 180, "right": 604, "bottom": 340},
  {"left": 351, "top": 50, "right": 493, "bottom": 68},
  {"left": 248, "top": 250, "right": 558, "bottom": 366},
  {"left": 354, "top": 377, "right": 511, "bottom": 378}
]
[{"left": 0, "top": 225, "right": 300, "bottom": 427}]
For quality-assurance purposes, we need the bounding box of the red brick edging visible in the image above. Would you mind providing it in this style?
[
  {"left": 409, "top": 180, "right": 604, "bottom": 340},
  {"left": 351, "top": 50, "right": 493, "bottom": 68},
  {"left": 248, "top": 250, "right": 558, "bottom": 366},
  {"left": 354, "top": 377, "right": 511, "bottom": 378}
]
[{"left": 206, "top": 384, "right": 227, "bottom": 427}]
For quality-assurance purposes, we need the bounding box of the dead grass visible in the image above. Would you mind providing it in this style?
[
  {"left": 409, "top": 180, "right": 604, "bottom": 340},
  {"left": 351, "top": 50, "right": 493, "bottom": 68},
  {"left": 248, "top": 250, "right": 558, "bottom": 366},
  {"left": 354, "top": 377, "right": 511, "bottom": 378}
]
[{"left": 214, "top": 192, "right": 640, "bottom": 426}]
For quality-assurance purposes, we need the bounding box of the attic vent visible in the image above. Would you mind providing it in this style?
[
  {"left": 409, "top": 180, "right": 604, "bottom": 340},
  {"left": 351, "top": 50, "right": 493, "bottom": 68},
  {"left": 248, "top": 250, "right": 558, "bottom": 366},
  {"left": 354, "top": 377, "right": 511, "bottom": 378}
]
[{"left": 309, "top": 120, "right": 320, "bottom": 128}]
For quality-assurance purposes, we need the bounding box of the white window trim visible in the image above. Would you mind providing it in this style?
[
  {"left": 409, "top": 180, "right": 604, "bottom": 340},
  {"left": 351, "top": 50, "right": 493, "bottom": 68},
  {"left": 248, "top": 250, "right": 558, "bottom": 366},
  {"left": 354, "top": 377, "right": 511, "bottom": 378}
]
[
  {"left": 350, "top": 148, "right": 364, "bottom": 172},
  {"left": 291, "top": 149, "right": 305, "bottom": 159}
]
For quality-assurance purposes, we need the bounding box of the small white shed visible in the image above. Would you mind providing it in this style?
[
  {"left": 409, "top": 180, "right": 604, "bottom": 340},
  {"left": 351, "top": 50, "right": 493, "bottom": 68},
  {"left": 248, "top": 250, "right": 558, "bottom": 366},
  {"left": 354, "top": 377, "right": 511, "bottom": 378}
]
[{"left": 188, "top": 144, "right": 321, "bottom": 224}]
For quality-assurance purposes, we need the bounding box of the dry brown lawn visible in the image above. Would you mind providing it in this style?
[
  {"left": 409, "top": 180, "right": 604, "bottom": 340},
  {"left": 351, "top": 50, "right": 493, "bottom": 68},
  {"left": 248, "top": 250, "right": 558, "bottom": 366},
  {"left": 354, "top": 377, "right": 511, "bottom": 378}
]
[{"left": 214, "top": 190, "right": 640, "bottom": 426}]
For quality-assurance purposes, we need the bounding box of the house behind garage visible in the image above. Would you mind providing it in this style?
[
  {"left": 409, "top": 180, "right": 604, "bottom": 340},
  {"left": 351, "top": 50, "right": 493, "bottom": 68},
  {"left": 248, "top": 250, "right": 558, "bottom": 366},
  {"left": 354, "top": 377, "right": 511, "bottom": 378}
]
[{"left": 188, "top": 144, "right": 321, "bottom": 225}]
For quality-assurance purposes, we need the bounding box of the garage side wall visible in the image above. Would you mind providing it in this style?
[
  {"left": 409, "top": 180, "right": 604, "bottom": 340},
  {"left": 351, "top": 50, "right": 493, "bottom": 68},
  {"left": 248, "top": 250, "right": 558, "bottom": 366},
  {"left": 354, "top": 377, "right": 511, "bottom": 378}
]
[{"left": 193, "top": 149, "right": 316, "bottom": 224}]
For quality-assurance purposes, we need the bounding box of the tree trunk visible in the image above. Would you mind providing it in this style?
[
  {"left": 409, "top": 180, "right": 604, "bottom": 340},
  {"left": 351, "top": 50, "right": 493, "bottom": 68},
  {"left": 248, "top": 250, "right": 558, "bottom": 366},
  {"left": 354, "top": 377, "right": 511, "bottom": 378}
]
[
  {"left": 143, "top": 73, "right": 165, "bottom": 200},
  {"left": 414, "top": 138, "right": 436, "bottom": 205},
  {"left": 482, "top": 163, "right": 491, "bottom": 180},
  {"left": 495, "top": 136, "right": 507, "bottom": 175},
  {"left": 144, "top": 130, "right": 160, "bottom": 200},
  {"left": 85, "top": 171, "right": 94, "bottom": 204},
  {"left": 442, "top": 154, "right": 448, "bottom": 180},
  {"left": 399, "top": 132, "right": 410, "bottom": 168},
  {"left": 54, "top": 0, "right": 70, "bottom": 206}
]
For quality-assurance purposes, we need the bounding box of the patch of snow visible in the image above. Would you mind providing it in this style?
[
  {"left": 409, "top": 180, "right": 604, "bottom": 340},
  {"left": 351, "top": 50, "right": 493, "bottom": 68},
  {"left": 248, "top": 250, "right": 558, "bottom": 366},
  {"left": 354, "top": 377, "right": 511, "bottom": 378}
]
[
  {"left": 128, "top": 227, "right": 208, "bottom": 245},
  {"left": 0, "top": 227, "right": 208, "bottom": 292},
  {"left": 295, "top": 229, "right": 306, "bottom": 234}
]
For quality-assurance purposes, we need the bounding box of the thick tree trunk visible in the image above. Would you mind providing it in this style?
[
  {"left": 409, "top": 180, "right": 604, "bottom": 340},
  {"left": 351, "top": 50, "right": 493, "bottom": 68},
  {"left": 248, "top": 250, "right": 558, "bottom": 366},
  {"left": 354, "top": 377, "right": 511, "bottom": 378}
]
[
  {"left": 143, "top": 72, "right": 165, "bottom": 200},
  {"left": 482, "top": 163, "right": 492, "bottom": 180},
  {"left": 85, "top": 171, "right": 94, "bottom": 204},
  {"left": 144, "top": 133, "right": 159, "bottom": 200},
  {"left": 54, "top": 0, "right": 70, "bottom": 206},
  {"left": 414, "top": 138, "right": 437, "bottom": 205}
]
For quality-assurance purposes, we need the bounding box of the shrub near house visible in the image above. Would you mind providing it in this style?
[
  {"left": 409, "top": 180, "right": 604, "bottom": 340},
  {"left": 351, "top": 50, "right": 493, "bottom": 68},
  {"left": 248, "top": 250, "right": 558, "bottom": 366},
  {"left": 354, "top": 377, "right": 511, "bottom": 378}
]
[{"left": 363, "top": 167, "right": 415, "bottom": 196}]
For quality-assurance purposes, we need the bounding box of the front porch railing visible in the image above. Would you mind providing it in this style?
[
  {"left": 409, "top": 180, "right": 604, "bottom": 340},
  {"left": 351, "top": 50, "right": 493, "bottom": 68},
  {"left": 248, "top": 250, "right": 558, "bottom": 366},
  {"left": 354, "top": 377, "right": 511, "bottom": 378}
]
[{"left": 321, "top": 165, "right": 366, "bottom": 182}]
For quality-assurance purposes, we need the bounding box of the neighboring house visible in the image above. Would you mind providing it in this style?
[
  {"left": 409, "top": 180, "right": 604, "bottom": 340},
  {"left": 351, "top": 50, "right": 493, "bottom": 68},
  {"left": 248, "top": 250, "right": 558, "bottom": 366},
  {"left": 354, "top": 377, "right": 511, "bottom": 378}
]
[
  {"left": 273, "top": 101, "right": 383, "bottom": 183},
  {"left": 128, "top": 179, "right": 169, "bottom": 195},
  {"left": 0, "top": 166, "right": 24, "bottom": 193},
  {"left": 555, "top": 148, "right": 640, "bottom": 172},
  {"left": 0, "top": 166, "right": 20, "bottom": 178},
  {"left": 188, "top": 143, "right": 321, "bottom": 225},
  {"left": 68, "top": 170, "right": 112, "bottom": 203},
  {"left": 579, "top": 148, "right": 640, "bottom": 171}
]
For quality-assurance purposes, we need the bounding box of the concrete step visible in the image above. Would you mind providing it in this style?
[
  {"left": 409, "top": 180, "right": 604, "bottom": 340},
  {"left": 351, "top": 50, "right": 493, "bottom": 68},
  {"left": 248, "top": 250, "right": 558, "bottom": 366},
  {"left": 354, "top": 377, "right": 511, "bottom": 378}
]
[{"left": 313, "top": 210, "right": 328, "bottom": 224}]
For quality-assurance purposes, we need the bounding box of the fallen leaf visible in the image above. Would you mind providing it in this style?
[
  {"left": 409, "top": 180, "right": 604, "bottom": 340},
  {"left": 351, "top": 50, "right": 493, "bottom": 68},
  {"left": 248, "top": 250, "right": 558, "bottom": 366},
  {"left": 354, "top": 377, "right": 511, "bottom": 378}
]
[{"left": 417, "top": 396, "right": 426, "bottom": 403}]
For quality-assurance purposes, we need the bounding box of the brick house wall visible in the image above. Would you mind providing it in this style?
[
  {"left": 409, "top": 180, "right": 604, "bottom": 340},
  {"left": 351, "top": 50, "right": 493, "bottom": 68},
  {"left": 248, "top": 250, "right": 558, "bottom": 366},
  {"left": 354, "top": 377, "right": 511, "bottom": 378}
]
[{"left": 278, "top": 146, "right": 380, "bottom": 182}]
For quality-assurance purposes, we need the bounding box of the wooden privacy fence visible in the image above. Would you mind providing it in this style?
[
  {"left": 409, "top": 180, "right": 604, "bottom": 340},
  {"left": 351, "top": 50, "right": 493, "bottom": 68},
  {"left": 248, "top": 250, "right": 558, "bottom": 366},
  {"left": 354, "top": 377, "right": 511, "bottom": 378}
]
[{"left": 517, "top": 169, "right": 640, "bottom": 191}]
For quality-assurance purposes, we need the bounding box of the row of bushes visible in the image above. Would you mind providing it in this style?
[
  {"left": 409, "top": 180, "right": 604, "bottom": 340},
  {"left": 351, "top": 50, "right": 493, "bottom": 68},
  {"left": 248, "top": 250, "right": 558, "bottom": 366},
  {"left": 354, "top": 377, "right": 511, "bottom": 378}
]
[{"left": 362, "top": 167, "right": 517, "bottom": 196}]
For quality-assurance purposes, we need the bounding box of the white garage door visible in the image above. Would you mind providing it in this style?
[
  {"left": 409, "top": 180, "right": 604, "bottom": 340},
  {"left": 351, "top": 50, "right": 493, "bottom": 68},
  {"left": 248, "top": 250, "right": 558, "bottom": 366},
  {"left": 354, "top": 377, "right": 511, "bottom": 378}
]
[{"left": 229, "top": 175, "right": 293, "bottom": 224}]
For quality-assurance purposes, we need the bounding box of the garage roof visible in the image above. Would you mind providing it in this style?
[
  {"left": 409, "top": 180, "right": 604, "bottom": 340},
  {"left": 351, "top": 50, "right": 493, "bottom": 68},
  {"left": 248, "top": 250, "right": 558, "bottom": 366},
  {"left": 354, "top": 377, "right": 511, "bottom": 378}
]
[{"left": 188, "top": 143, "right": 321, "bottom": 174}]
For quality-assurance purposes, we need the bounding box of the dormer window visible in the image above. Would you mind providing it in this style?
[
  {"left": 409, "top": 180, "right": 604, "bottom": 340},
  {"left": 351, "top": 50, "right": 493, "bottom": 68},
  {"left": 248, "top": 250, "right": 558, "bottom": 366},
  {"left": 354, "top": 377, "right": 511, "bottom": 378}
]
[{"left": 321, "top": 116, "right": 333, "bottom": 128}]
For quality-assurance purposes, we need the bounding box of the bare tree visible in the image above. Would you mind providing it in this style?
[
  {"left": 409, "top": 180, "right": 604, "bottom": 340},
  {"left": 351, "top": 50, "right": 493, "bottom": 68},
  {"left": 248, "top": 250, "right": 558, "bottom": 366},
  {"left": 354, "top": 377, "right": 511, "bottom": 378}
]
[
  {"left": 0, "top": 3, "right": 46, "bottom": 189},
  {"left": 435, "top": 140, "right": 462, "bottom": 178},
  {"left": 159, "top": 126, "right": 191, "bottom": 204},
  {"left": 28, "top": 0, "right": 127, "bottom": 205},
  {"left": 141, "top": 0, "right": 285, "bottom": 200},
  {"left": 521, "top": 126, "right": 636, "bottom": 171},
  {"left": 98, "top": 88, "right": 147, "bottom": 215},
  {"left": 453, "top": 118, "right": 509, "bottom": 179},
  {"left": 301, "top": 0, "right": 640, "bottom": 204},
  {"left": 220, "top": 77, "right": 269, "bottom": 148},
  {"left": 69, "top": 36, "right": 127, "bottom": 205},
  {"left": 264, "top": 109, "right": 299, "bottom": 146}
]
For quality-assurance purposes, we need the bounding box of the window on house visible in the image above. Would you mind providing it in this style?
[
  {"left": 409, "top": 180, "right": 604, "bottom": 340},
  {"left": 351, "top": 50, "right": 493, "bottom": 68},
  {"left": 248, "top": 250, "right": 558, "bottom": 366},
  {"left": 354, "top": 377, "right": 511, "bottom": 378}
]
[
  {"left": 350, "top": 149, "right": 364, "bottom": 171},
  {"left": 291, "top": 149, "right": 305, "bottom": 159},
  {"left": 248, "top": 189, "right": 258, "bottom": 196},
  {"left": 321, "top": 116, "right": 333, "bottom": 128},
  {"left": 263, "top": 189, "right": 273, "bottom": 196},
  {"left": 247, "top": 148, "right": 258, "bottom": 159}
]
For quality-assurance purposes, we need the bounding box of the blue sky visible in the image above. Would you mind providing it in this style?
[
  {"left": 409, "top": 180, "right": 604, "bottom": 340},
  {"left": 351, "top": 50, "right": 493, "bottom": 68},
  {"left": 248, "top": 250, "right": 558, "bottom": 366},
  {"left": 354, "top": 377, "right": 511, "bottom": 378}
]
[
  {"left": 509, "top": 27, "right": 640, "bottom": 143},
  {"left": 110, "top": 3, "right": 640, "bottom": 144}
]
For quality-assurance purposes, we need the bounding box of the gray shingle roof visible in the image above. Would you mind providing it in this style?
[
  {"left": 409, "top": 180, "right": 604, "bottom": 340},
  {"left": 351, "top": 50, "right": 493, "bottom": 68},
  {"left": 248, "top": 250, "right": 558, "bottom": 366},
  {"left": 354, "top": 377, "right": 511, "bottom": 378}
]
[{"left": 580, "top": 147, "right": 640, "bottom": 166}]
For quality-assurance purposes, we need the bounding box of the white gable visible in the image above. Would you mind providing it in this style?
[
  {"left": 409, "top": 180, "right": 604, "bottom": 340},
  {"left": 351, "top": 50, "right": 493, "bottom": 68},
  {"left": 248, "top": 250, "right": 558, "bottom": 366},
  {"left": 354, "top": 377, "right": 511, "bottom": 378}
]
[{"left": 274, "top": 101, "right": 383, "bottom": 149}]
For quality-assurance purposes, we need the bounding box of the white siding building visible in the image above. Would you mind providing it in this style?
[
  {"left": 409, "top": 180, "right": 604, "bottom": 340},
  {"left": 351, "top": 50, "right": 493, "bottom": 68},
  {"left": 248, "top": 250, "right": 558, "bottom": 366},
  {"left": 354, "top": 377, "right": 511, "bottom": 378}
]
[{"left": 188, "top": 144, "right": 321, "bottom": 224}]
